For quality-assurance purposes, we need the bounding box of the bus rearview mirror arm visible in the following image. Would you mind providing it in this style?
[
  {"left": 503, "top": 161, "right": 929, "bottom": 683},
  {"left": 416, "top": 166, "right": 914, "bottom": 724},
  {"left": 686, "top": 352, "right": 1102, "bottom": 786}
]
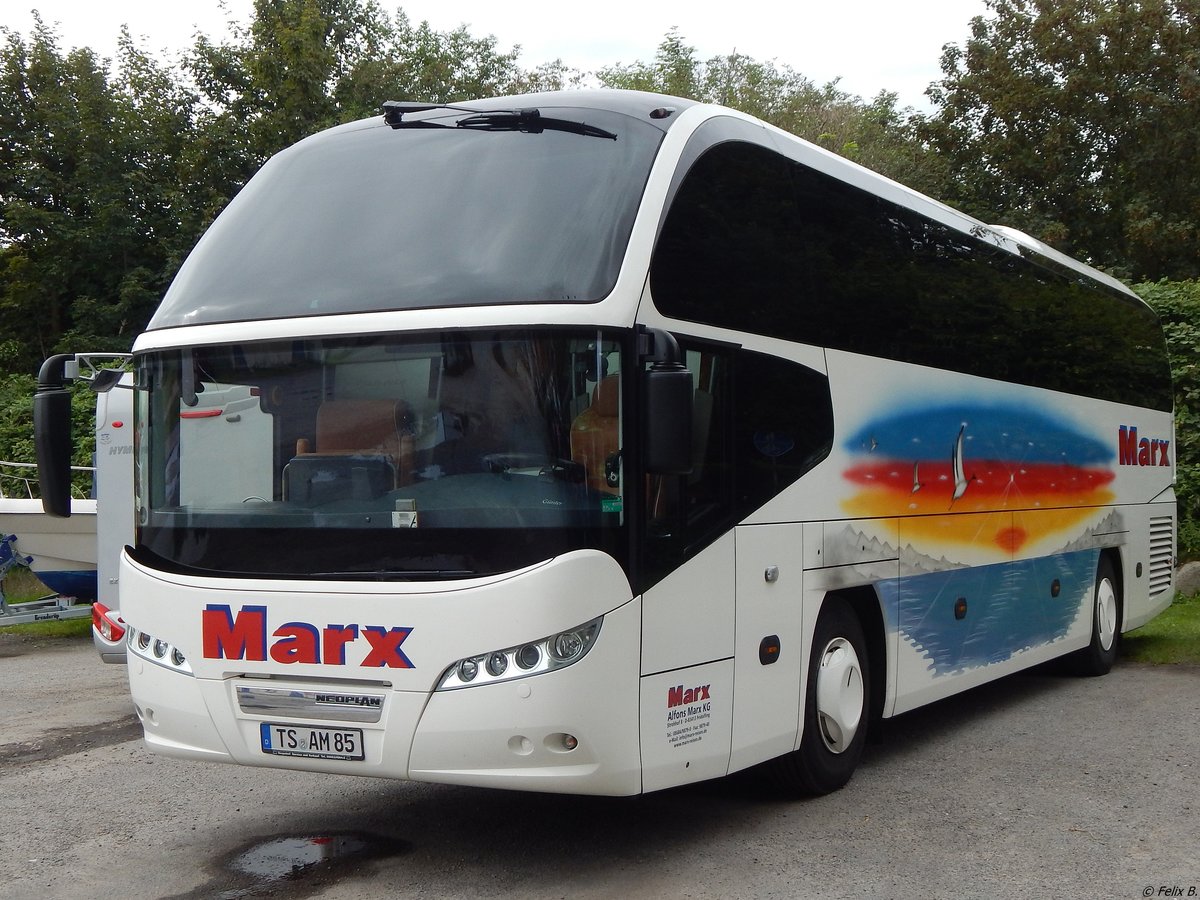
[{"left": 640, "top": 327, "right": 693, "bottom": 475}]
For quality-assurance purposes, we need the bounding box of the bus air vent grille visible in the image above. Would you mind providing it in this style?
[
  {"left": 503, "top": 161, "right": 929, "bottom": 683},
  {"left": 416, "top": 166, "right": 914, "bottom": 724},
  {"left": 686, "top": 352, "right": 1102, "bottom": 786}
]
[{"left": 1148, "top": 515, "right": 1175, "bottom": 597}]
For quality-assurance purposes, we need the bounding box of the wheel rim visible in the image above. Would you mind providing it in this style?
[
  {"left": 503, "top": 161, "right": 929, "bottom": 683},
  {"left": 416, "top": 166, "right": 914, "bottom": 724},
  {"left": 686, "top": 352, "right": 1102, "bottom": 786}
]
[
  {"left": 815, "top": 637, "right": 864, "bottom": 754},
  {"left": 1096, "top": 577, "right": 1117, "bottom": 652}
]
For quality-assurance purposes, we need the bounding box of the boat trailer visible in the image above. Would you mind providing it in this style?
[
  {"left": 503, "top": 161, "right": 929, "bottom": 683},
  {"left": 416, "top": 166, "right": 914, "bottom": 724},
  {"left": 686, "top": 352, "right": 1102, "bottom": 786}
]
[{"left": 0, "top": 532, "right": 93, "bottom": 627}]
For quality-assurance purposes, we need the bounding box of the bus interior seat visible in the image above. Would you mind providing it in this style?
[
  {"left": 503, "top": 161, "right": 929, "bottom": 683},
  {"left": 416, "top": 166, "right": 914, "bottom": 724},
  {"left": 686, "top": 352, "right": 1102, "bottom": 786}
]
[
  {"left": 570, "top": 375, "right": 620, "bottom": 494},
  {"left": 286, "top": 399, "right": 415, "bottom": 502}
]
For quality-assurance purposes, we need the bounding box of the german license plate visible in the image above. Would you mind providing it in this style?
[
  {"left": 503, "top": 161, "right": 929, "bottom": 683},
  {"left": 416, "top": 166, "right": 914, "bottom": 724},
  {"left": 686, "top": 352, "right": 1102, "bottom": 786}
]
[{"left": 259, "top": 723, "right": 364, "bottom": 760}]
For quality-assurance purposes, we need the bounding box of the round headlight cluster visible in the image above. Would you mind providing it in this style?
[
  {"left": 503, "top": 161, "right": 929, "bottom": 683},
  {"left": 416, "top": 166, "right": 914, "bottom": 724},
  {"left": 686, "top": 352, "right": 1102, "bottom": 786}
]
[
  {"left": 437, "top": 618, "right": 602, "bottom": 690},
  {"left": 127, "top": 627, "right": 193, "bottom": 675}
]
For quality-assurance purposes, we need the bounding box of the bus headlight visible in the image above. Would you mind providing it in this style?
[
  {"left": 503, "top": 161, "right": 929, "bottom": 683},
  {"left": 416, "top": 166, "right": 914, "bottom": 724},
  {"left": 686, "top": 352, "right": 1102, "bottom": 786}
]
[
  {"left": 127, "top": 626, "right": 194, "bottom": 676},
  {"left": 486, "top": 651, "right": 508, "bottom": 677},
  {"left": 436, "top": 617, "right": 602, "bottom": 690}
]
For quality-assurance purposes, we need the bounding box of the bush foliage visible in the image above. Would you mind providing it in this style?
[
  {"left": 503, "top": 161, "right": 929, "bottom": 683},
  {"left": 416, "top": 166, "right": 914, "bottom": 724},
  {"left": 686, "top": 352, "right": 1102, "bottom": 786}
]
[{"left": 1135, "top": 280, "right": 1200, "bottom": 559}]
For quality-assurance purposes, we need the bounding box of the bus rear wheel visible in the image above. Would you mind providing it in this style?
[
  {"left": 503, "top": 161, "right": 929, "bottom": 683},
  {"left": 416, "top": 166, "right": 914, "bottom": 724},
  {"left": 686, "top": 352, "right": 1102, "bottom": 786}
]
[
  {"left": 1071, "top": 555, "right": 1121, "bottom": 676},
  {"left": 770, "top": 600, "right": 870, "bottom": 795}
]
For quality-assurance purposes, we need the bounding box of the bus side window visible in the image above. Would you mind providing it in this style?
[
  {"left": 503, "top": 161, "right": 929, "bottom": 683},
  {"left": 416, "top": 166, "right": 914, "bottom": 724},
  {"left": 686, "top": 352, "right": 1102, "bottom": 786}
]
[{"left": 732, "top": 349, "right": 833, "bottom": 519}]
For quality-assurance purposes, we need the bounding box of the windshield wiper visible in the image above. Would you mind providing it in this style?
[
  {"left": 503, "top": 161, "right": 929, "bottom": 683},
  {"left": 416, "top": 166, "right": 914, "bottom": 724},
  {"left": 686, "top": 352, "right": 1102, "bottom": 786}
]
[
  {"left": 456, "top": 109, "right": 617, "bottom": 140},
  {"left": 381, "top": 101, "right": 616, "bottom": 140},
  {"left": 382, "top": 100, "right": 475, "bottom": 129}
]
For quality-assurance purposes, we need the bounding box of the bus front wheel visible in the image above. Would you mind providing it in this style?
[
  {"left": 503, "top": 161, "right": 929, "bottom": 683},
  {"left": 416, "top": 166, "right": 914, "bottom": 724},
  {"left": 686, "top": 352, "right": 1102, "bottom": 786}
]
[{"left": 770, "top": 600, "right": 870, "bottom": 795}]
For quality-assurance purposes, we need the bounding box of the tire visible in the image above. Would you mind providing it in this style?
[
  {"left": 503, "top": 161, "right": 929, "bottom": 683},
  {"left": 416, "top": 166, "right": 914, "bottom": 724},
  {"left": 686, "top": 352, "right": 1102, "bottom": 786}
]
[
  {"left": 1071, "top": 555, "right": 1121, "bottom": 677},
  {"left": 769, "top": 600, "right": 870, "bottom": 795}
]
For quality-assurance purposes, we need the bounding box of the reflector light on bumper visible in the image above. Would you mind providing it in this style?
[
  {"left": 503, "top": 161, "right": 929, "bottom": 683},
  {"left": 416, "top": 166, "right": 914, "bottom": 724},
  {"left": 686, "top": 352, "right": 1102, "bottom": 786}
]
[{"left": 436, "top": 617, "right": 602, "bottom": 690}]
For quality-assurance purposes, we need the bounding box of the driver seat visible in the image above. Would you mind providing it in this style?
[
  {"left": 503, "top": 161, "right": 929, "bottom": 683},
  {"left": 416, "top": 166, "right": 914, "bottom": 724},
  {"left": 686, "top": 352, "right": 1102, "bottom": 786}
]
[{"left": 570, "top": 375, "right": 620, "bottom": 494}]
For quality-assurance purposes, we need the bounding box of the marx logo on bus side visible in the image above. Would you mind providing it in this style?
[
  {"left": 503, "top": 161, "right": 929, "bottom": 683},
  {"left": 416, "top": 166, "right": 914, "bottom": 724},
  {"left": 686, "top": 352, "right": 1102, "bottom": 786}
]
[
  {"left": 668, "top": 684, "right": 711, "bottom": 707},
  {"left": 1118, "top": 426, "right": 1170, "bottom": 467},
  {"left": 201, "top": 604, "right": 414, "bottom": 668}
]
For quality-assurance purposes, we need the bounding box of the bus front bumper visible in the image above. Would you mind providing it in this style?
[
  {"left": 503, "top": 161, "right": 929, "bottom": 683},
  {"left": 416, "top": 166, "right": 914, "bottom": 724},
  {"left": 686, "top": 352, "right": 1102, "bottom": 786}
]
[{"left": 128, "top": 596, "right": 643, "bottom": 796}]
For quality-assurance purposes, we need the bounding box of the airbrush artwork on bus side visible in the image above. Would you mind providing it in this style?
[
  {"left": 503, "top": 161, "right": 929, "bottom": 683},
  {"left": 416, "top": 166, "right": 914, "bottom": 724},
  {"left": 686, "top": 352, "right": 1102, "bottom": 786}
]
[
  {"left": 836, "top": 399, "right": 1121, "bottom": 679},
  {"left": 842, "top": 403, "right": 1115, "bottom": 554}
]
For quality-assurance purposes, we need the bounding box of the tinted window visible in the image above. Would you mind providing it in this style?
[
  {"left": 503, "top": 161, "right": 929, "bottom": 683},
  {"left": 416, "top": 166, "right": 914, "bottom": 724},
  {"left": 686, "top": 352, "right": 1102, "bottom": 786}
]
[
  {"left": 652, "top": 138, "right": 1172, "bottom": 411},
  {"left": 151, "top": 108, "right": 664, "bottom": 329},
  {"left": 733, "top": 350, "right": 833, "bottom": 517}
]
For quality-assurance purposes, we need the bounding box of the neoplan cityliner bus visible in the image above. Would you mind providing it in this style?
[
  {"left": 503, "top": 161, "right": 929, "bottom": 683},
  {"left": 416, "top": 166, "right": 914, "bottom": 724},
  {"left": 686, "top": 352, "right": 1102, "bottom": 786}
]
[{"left": 36, "top": 90, "right": 1176, "bottom": 796}]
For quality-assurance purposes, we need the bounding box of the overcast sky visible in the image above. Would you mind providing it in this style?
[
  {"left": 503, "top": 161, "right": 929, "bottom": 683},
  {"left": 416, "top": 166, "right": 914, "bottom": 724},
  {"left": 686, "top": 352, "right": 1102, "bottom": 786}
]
[{"left": 2, "top": 0, "right": 990, "bottom": 111}]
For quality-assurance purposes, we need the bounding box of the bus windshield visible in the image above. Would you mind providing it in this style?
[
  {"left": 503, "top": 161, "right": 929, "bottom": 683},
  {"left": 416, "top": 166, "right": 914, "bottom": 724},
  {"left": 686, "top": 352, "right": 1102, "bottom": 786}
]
[
  {"left": 134, "top": 329, "right": 628, "bottom": 580},
  {"left": 148, "top": 107, "right": 664, "bottom": 329}
]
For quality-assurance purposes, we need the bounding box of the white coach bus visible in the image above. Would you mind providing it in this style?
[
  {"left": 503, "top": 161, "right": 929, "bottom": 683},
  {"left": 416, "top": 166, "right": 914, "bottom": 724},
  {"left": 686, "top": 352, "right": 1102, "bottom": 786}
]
[{"left": 36, "top": 90, "right": 1176, "bottom": 796}]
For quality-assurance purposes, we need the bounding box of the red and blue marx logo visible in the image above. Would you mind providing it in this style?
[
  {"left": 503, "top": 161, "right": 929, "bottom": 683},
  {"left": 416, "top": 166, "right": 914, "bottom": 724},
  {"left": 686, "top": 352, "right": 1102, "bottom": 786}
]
[
  {"left": 201, "top": 604, "right": 414, "bottom": 668},
  {"left": 1118, "top": 426, "right": 1171, "bottom": 467}
]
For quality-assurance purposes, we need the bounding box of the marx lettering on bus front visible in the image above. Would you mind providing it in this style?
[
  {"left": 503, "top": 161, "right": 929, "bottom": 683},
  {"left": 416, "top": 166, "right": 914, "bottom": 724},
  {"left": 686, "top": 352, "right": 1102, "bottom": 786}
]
[
  {"left": 201, "top": 604, "right": 414, "bottom": 668},
  {"left": 1118, "top": 426, "right": 1171, "bottom": 467}
]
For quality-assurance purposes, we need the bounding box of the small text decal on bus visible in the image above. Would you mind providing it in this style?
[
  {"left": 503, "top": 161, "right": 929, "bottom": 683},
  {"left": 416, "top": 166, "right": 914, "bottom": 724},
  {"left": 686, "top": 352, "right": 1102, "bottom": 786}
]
[
  {"left": 201, "top": 604, "right": 414, "bottom": 668},
  {"left": 666, "top": 683, "right": 713, "bottom": 747},
  {"left": 1118, "top": 426, "right": 1170, "bottom": 467}
]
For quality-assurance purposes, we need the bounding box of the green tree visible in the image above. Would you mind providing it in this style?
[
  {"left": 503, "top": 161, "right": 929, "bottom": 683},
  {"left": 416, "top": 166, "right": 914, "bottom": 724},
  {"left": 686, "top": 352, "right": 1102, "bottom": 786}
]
[
  {"left": 921, "top": 0, "right": 1200, "bottom": 280},
  {"left": 184, "top": 1, "right": 542, "bottom": 179},
  {"left": 597, "top": 30, "right": 944, "bottom": 193},
  {"left": 0, "top": 19, "right": 199, "bottom": 371},
  {"left": 0, "top": 19, "right": 123, "bottom": 371},
  {"left": 0, "top": 373, "right": 98, "bottom": 498},
  {"left": 1135, "top": 280, "right": 1200, "bottom": 558}
]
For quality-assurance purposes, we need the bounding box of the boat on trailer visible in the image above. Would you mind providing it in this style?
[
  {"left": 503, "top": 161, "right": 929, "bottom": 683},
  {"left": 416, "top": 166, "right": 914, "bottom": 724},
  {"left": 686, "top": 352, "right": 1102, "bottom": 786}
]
[{"left": 1, "top": 461, "right": 98, "bottom": 625}]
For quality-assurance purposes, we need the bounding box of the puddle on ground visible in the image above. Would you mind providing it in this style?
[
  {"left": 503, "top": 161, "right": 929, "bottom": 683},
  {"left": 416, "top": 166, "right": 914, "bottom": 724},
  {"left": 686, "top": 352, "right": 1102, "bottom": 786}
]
[
  {"left": 230, "top": 833, "right": 369, "bottom": 879},
  {"left": 170, "top": 831, "right": 406, "bottom": 900}
]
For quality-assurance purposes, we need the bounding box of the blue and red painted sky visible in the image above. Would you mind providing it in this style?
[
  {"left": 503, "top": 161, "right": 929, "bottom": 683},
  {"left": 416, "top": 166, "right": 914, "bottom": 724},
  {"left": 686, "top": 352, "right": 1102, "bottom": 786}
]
[{"left": 842, "top": 404, "right": 1114, "bottom": 554}]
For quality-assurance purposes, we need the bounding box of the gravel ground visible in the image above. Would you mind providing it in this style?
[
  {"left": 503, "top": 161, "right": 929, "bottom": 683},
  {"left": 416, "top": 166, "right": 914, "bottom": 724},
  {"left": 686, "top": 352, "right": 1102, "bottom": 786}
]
[{"left": 1, "top": 632, "right": 1197, "bottom": 900}]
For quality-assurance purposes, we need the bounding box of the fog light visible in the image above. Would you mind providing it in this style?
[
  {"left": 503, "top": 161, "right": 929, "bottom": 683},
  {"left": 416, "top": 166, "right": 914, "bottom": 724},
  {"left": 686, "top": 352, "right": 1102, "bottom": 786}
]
[
  {"left": 563, "top": 734, "right": 578, "bottom": 751},
  {"left": 486, "top": 652, "right": 508, "bottom": 677}
]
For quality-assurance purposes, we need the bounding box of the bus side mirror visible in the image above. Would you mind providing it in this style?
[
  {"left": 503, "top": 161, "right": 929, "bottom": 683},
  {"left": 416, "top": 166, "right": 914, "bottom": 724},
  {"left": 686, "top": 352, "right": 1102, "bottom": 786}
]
[
  {"left": 34, "top": 354, "right": 75, "bottom": 518},
  {"left": 644, "top": 363, "right": 693, "bottom": 475}
]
